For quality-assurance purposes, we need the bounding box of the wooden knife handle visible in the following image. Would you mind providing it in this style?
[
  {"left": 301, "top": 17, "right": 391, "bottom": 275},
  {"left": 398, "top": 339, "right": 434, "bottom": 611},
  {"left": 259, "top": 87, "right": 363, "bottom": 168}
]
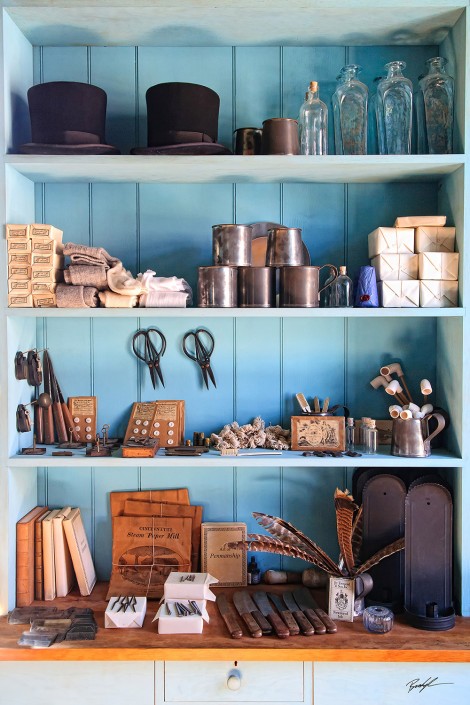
[
  {"left": 315, "top": 607, "right": 337, "bottom": 634},
  {"left": 266, "top": 612, "right": 290, "bottom": 639},
  {"left": 61, "top": 402, "right": 80, "bottom": 443},
  {"left": 239, "top": 611, "right": 262, "bottom": 638},
  {"left": 43, "top": 406, "right": 54, "bottom": 444},
  {"left": 279, "top": 609, "right": 300, "bottom": 636},
  {"left": 34, "top": 405, "right": 44, "bottom": 444},
  {"left": 52, "top": 401, "right": 68, "bottom": 444},
  {"left": 220, "top": 612, "right": 243, "bottom": 639},
  {"left": 252, "top": 609, "right": 272, "bottom": 635},
  {"left": 304, "top": 607, "right": 327, "bottom": 634},
  {"left": 292, "top": 609, "right": 315, "bottom": 636}
]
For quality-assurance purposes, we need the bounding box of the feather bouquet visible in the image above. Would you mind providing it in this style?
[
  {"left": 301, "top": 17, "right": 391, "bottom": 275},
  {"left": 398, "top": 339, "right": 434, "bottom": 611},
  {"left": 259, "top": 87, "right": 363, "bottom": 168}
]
[{"left": 225, "top": 488, "right": 404, "bottom": 578}]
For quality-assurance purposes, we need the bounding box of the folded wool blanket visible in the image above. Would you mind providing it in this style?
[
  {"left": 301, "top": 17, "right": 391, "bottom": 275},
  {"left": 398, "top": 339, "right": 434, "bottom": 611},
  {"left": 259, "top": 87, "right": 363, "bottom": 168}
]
[
  {"left": 64, "top": 264, "right": 108, "bottom": 290},
  {"left": 63, "top": 242, "right": 120, "bottom": 269},
  {"left": 98, "top": 290, "right": 138, "bottom": 308},
  {"left": 56, "top": 283, "right": 99, "bottom": 308}
]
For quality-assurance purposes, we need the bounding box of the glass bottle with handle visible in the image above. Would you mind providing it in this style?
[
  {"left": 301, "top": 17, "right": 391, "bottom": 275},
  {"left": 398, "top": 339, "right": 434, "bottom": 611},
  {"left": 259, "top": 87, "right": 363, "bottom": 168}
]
[
  {"left": 377, "top": 60, "right": 413, "bottom": 154},
  {"left": 299, "top": 81, "right": 328, "bottom": 155}
]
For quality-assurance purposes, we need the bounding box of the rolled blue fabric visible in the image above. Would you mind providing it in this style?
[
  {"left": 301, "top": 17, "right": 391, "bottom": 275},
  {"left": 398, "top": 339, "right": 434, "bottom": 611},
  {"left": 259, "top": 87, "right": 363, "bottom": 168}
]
[{"left": 355, "top": 265, "right": 379, "bottom": 307}]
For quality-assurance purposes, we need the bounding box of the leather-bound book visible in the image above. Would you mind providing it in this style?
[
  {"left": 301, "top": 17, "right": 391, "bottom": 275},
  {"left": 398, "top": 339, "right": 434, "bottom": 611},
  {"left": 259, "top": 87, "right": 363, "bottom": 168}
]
[
  {"left": 42, "top": 509, "right": 61, "bottom": 600},
  {"left": 16, "top": 506, "right": 48, "bottom": 607}
]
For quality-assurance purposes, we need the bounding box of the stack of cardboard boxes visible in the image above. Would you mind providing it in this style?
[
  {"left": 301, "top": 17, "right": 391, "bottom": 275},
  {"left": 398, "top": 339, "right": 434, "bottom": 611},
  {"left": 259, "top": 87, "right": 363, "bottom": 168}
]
[
  {"left": 368, "top": 215, "right": 458, "bottom": 308},
  {"left": 7, "top": 224, "right": 64, "bottom": 307}
]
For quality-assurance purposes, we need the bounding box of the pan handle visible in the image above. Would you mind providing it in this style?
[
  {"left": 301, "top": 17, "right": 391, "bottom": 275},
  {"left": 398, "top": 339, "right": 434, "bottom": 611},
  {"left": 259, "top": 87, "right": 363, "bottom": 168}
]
[{"left": 318, "top": 264, "right": 338, "bottom": 296}]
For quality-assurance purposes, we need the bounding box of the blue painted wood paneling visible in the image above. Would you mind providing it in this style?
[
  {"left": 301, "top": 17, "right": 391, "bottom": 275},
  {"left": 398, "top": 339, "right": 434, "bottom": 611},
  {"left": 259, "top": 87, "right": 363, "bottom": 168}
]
[
  {"left": 43, "top": 183, "right": 90, "bottom": 244},
  {"left": 91, "top": 183, "right": 139, "bottom": 271},
  {"left": 41, "top": 47, "right": 88, "bottom": 83},
  {"left": 234, "top": 47, "right": 281, "bottom": 133},
  {"left": 46, "top": 467, "right": 93, "bottom": 554}
]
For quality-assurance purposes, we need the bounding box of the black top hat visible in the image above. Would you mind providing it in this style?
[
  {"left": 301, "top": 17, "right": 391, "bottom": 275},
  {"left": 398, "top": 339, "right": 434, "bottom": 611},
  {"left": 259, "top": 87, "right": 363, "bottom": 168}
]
[
  {"left": 19, "top": 81, "right": 120, "bottom": 155},
  {"left": 131, "top": 82, "right": 231, "bottom": 155}
]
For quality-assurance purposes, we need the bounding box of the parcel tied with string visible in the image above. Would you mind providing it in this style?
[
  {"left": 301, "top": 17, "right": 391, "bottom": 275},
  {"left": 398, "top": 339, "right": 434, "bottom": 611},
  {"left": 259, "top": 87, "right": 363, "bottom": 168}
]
[{"left": 106, "top": 514, "right": 192, "bottom": 599}]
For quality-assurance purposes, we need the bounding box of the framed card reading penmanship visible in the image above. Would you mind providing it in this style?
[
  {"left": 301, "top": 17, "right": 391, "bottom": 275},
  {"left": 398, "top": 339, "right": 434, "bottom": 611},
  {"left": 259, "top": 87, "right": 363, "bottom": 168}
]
[{"left": 291, "top": 415, "right": 346, "bottom": 452}]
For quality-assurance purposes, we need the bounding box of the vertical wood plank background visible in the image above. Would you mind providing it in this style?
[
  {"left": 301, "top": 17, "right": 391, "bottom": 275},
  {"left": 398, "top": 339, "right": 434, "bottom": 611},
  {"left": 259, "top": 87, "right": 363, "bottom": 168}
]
[{"left": 31, "top": 44, "right": 452, "bottom": 580}]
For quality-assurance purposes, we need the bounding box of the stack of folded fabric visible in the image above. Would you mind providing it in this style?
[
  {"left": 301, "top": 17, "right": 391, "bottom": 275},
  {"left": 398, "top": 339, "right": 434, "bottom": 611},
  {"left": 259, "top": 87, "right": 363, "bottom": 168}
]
[
  {"left": 57, "top": 243, "right": 143, "bottom": 308},
  {"left": 138, "top": 270, "right": 192, "bottom": 307}
]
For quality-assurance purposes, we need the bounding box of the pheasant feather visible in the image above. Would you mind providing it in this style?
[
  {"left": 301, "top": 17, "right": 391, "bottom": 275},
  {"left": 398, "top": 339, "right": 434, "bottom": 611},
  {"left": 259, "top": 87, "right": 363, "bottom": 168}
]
[
  {"left": 253, "top": 512, "right": 340, "bottom": 575},
  {"left": 354, "top": 537, "right": 405, "bottom": 575},
  {"left": 351, "top": 504, "right": 363, "bottom": 566},
  {"left": 334, "top": 488, "right": 357, "bottom": 574}
]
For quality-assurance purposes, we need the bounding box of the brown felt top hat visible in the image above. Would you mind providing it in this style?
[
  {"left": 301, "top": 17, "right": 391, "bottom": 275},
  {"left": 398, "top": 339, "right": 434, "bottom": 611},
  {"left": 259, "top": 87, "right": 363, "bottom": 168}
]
[
  {"left": 19, "top": 81, "right": 120, "bottom": 155},
  {"left": 131, "top": 82, "right": 231, "bottom": 155}
]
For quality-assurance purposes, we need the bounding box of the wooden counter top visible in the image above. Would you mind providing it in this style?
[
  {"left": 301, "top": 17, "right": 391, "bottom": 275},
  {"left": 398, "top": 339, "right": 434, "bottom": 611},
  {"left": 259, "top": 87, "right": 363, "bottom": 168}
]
[{"left": 0, "top": 584, "right": 469, "bottom": 662}]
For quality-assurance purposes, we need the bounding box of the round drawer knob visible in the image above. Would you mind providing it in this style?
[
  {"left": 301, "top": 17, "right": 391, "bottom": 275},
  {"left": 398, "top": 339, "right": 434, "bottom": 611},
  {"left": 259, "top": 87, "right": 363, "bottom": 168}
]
[{"left": 226, "top": 674, "right": 241, "bottom": 691}]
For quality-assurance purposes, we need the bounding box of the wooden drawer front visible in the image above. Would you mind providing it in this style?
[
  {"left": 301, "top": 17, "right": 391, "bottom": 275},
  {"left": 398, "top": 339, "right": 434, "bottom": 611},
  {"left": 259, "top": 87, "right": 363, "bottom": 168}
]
[
  {"left": 161, "top": 661, "right": 308, "bottom": 703},
  {"left": 0, "top": 662, "right": 154, "bottom": 705},
  {"left": 314, "top": 663, "right": 470, "bottom": 704}
]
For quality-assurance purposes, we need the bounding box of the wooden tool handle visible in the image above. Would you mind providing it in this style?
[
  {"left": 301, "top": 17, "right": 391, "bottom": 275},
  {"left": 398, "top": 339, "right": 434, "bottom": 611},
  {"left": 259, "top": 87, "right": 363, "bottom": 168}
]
[
  {"left": 220, "top": 612, "right": 243, "bottom": 639},
  {"left": 239, "top": 612, "right": 262, "bottom": 638},
  {"left": 34, "top": 405, "right": 44, "bottom": 444},
  {"left": 266, "top": 611, "right": 290, "bottom": 639},
  {"left": 52, "top": 401, "right": 68, "bottom": 443},
  {"left": 43, "top": 407, "right": 54, "bottom": 444},
  {"left": 61, "top": 402, "right": 80, "bottom": 443},
  {"left": 304, "top": 607, "right": 326, "bottom": 634},
  {"left": 315, "top": 607, "right": 337, "bottom": 634},
  {"left": 292, "top": 609, "right": 315, "bottom": 636},
  {"left": 252, "top": 609, "right": 272, "bottom": 635},
  {"left": 279, "top": 609, "right": 300, "bottom": 636}
]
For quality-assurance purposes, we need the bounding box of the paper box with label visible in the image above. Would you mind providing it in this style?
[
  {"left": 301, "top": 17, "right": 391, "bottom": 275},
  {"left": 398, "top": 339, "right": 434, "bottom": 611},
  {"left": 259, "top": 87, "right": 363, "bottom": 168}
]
[
  {"left": 418, "top": 252, "right": 459, "bottom": 280},
  {"left": 394, "top": 215, "right": 446, "bottom": 228},
  {"left": 6, "top": 224, "right": 29, "bottom": 241},
  {"left": 368, "top": 227, "right": 414, "bottom": 258},
  {"left": 378, "top": 280, "right": 419, "bottom": 308},
  {"left": 415, "top": 226, "right": 456, "bottom": 253},
  {"left": 29, "top": 224, "right": 63, "bottom": 244},
  {"left": 328, "top": 576, "right": 355, "bottom": 622},
  {"left": 154, "top": 599, "right": 209, "bottom": 634},
  {"left": 371, "top": 254, "right": 418, "bottom": 281},
  {"left": 164, "top": 572, "right": 218, "bottom": 601},
  {"left": 105, "top": 596, "right": 147, "bottom": 628},
  {"left": 420, "top": 280, "right": 458, "bottom": 308}
]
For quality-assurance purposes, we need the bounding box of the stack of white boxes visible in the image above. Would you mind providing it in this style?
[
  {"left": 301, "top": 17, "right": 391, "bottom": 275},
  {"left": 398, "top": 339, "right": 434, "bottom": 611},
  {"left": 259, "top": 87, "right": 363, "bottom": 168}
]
[
  {"left": 368, "top": 215, "right": 458, "bottom": 308},
  {"left": 7, "top": 224, "right": 64, "bottom": 307}
]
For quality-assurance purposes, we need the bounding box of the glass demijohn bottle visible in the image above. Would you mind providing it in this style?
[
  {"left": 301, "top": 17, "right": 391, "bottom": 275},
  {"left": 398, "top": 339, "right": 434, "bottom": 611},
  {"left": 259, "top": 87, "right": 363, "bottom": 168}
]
[
  {"left": 377, "top": 61, "right": 413, "bottom": 154},
  {"left": 330, "top": 266, "right": 353, "bottom": 307},
  {"left": 332, "top": 64, "right": 368, "bottom": 155},
  {"left": 368, "top": 76, "right": 384, "bottom": 154},
  {"left": 418, "top": 56, "right": 454, "bottom": 154},
  {"left": 299, "top": 81, "right": 328, "bottom": 155}
]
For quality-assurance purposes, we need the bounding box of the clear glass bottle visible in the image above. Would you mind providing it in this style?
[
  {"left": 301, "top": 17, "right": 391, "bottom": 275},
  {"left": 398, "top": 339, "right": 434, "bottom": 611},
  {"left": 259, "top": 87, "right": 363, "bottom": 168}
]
[
  {"left": 332, "top": 64, "right": 368, "bottom": 155},
  {"left": 419, "top": 56, "right": 454, "bottom": 154},
  {"left": 414, "top": 73, "right": 428, "bottom": 154},
  {"left": 330, "top": 265, "right": 353, "bottom": 307},
  {"left": 346, "top": 417, "right": 355, "bottom": 452},
  {"left": 359, "top": 417, "right": 370, "bottom": 451},
  {"left": 364, "top": 419, "right": 378, "bottom": 454},
  {"left": 299, "top": 81, "right": 328, "bottom": 155},
  {"left": 320, "top": 267, "right": 337, "bottom": 307},
  {"left": 367, "top": 76, "right": 384, "bottom": 154},
  {"left": 377, "top": 60, "right": 413, "bottom": 155}
]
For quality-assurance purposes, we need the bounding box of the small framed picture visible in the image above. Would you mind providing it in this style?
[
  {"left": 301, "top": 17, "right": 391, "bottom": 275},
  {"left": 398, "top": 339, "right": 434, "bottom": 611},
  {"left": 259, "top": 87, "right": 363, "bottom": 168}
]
[{"left": 291, "top": 415, "right": 346, "bottom": 452}]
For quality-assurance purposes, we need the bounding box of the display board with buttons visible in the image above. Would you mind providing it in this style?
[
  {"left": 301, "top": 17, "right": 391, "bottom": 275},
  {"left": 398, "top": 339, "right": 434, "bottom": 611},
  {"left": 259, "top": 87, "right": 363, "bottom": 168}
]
[
  {"left": 67, "top": 396, "right": 97, "bottom": 443},
  {"left": 123, "top": 400, "right": 185, "bottom": 447}
]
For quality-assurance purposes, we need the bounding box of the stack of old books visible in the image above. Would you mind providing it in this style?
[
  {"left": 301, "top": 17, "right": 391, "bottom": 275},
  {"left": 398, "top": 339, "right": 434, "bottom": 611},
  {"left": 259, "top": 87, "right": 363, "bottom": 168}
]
[
  {"left": 7, "top": 223, "right": 64, "bottom": 308},
  {"left": 16, "top": 505, "right": 96, "bottom": 606},
  {"left": 368, "top": 215, "right": 458, "bottom": 308},
  {"left": 106, "top": 488, "right": 202, "bottom": 599}
]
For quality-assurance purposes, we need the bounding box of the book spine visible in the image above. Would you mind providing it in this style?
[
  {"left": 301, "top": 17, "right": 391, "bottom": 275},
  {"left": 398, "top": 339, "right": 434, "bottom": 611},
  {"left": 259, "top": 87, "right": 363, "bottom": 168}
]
[
  {"left": 34, "top": 519, "right": 44, "bottom": 601},
  {"left": 63, "top": 514, "right": 96, "bottom": 596},
  {"left": 16, "top": 523, "right": 35, "bottom": 607},
  {"left": 43, "top": 519, "right": 56, "bottom": 601}
]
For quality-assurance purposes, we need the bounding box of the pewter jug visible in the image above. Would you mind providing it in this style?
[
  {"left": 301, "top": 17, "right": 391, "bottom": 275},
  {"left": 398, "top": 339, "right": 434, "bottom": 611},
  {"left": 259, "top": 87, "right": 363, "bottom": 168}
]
[{"left": 391, "top": 413, "right": 445, "bottom": 458}]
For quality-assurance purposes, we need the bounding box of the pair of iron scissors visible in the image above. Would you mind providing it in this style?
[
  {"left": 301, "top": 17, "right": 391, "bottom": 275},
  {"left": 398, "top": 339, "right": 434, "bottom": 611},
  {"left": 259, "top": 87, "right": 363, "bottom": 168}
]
[
  {"left": 182, "top": 328, "right": 216, "bottom": 389},
  {"left": 132, "top": 328, "right": 166, "bottom": 388}
]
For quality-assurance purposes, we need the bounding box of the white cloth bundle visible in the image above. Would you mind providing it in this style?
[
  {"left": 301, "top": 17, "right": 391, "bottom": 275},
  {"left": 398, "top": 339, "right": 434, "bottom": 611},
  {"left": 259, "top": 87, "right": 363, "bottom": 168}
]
[{"left": 138, "top": 270, "right": 192, "bottom": 307}]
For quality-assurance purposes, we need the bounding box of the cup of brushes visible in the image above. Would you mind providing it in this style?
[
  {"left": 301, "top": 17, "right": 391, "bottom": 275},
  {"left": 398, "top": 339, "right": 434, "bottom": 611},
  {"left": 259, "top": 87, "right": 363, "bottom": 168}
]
[{"left": 370, "top": 361, "right": 447, "bottom": 457}]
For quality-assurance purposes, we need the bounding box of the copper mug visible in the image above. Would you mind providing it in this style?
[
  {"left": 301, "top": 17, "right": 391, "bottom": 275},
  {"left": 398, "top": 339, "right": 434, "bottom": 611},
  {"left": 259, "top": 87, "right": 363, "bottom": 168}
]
[
  {"left": 261, "top": 118, "right": 300, "bottom": 155},
  {"left": 391, "top": 413, "right": 445, "bottom": 458},
  {"left": 279, "top": 265, "right": 338, "bottom": 307},
  {"left": 234, "top": 127, "right": 263, "bottom": 155}
]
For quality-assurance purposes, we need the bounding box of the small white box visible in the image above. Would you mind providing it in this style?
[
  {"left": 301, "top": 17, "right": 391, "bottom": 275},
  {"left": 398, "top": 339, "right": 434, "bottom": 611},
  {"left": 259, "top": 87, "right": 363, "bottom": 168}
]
[
  {"left": 418, "top": 252, "right": 459, "bottom": 280},
  {"left": 104, "top": 596, "right": 147, "bottom": 628},
  {"left": 8, "top": 252, "right": 31, "bottom": 265},
  {"left": 5, "top": 224, "right": 29, "bottom": 240},
  {"left": 367, "top": 227, "right": 414, "bottom": 258},
  {"left": 394, "top": 215, "right": 446, "bottom": 228},
  {"left": 8, "top": 279, "right": 32, "bottom": 294},
  {"left": 420, "top": 280, "right": 458, "bottom": 308},
  {"left": 31, "top": 252, "right": 64, "bottom": 268},
  {"left": 154, "top": 599, "right": 209, "bottom": 634},
  {"left": 8, "top": 293, "right": 33, "bottom": 308},
  {"left": 7, "top": 239, "right": 31, "bottom": 252},
  {"left": 31, "top": 239, "right": 64, "bottom": 255},
  {"left": 415, "top": 226, "right": 456, "bottom": 253},
  {"left": 371, "top": 254, "right": 418, "bottom": 281},
  {"left": 164, "top": 572, "right": 218, "bottom": 602},
  {"left": 29, "top": 224, "right": 63, "bottom": 244},
  {"left": 378, "top": 280, "right": 420, "bottom": 308}
]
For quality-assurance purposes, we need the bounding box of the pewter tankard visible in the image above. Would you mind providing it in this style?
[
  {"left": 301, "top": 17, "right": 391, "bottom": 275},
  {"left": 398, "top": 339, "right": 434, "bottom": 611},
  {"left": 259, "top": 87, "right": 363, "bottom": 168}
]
[{"left": 391, "top": 413, "right": 445, "bottom": 458}]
